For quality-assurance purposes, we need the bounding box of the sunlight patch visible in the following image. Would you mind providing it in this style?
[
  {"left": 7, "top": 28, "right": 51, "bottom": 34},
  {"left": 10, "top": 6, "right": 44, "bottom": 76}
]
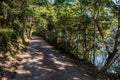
[
  {"left": 73, "top": 77, "right": 80, "bottom": 80},
  {"left": 58, "top": 66, "right": 65, "bottom": 70}
]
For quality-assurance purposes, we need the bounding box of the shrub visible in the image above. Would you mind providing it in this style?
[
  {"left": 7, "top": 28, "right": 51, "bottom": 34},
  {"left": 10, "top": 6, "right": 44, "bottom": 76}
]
[{"left": 0, "top": 28, "right": 15, "bottom": 51}]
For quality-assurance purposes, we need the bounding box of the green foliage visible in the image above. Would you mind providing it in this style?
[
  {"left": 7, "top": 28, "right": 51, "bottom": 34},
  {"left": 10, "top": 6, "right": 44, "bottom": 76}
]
[
  {"left": 0, "top": 0, "right": 120, "bottom": 79},
  {"left": 0, "top": 28, "right": 13, "bottom": 42},
  {"left": 0, "top": 28, "right": 16, "bottom": 51},
  {"left": 0, "top": 0, "right": 35, "bottom": 52},
  {"left": 32, "top": 1, "right": 120, "bottom": 77}
]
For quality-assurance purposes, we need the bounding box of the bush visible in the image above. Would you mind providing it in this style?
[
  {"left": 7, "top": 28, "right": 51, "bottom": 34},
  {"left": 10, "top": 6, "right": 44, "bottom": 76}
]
[
  {"left": 0, "top": 28, "right": 13, "bottom": 41},
  {"left": 0, "top": 28, "right": 16, "bottom": 51}
]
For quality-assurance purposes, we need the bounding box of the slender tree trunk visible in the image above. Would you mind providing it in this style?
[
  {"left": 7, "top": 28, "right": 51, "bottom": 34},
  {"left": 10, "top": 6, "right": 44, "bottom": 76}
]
[
  {"left": 104, "top": 17, "right": 120, "bottom": 70},
  {"left": 93, "top": 19, "right": 96, "bottom": 66},
  {"left": 93, "top": 4, "right": 97, "bottom": 66},
  {"left": 76, "top": 31, "right": 79, "bottom": 53},
  {"left": 83, "top": 26, "right": 87, "bottom": 60},
  {"left": 65, "top": 31, "right": 68, "bottom": 51}
]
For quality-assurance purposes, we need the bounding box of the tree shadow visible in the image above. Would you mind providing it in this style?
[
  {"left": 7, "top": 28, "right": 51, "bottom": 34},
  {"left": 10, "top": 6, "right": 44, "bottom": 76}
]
[
  {"left": 13, "top": 36, "right": 95, "bottom": 80},
  {"left": 0, "top": 66, "right": 17, "bottom": 79}
]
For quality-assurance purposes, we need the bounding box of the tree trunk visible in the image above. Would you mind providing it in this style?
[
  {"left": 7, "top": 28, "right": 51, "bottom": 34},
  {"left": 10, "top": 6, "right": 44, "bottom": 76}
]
[
  {"left": 104, "top": 17, "right": 120, "bottom": 69},
  {"left": 83, "top": 26, "right": 88, "bottom": 60}
]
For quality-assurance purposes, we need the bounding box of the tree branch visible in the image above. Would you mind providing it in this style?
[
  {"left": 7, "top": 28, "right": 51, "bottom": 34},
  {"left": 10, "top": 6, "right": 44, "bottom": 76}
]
[{"left": 96, "top": 20, "right": 111, "bottom": 54}]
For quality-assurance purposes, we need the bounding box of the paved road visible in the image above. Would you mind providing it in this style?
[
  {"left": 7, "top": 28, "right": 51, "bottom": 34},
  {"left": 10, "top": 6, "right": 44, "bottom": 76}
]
[{"left": 13, "top": 36, "right": 95, "bottom": 80}]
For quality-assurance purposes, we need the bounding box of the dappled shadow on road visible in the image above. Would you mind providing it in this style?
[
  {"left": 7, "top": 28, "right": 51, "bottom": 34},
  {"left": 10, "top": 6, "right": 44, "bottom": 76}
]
[
  {"left": 13, "top": 36, "right": 94, "bottom": 80},
  {"left": 0, "top": 66, "right": 17, "bottom": 79}
]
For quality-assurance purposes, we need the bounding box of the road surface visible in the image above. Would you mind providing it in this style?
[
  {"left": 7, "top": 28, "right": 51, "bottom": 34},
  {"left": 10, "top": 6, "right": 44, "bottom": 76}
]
[{"left": 13, "top": 36, "right": 95, "bottom": 80}]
